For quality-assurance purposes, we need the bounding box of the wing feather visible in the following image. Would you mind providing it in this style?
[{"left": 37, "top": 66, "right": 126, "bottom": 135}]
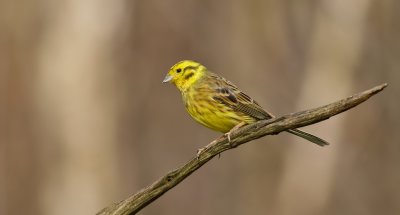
[{"left": 208, "top": 73, "right": 274, "bottom": 120}]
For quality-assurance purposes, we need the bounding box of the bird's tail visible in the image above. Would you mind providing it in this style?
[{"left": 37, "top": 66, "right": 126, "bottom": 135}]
[{"left": 287, "top": 128, "right": 329, "bottom": 146}]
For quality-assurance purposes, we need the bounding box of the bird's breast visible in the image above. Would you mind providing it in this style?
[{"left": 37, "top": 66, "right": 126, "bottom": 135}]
[{"left": 183, "top": 91, "right": 250, "bottom": 133}]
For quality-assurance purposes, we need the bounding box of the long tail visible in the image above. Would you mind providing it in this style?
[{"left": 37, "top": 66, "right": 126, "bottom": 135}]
[{"left": 287, "top": 128, "right": 329, "bottom": 146}]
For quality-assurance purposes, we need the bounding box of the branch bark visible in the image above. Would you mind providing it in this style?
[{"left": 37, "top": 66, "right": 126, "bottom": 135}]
[{"left": 97, "top": 83, "right": 387, "bottom": 215}]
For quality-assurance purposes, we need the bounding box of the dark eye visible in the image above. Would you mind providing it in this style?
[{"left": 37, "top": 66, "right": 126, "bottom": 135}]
[{"left": 176, "top": 68, "right": 182, "bottom": 73}]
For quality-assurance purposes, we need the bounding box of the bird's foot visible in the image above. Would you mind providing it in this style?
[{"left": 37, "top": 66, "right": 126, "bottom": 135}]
[
  {"left": 196, "top": 139, "right": 218, "bottom": 160},
  {"left": 196, "top": 122, "right": 246, "bottom": 160},
  {"left": 196, "top": 147, "right": 206, "bottom": 160},
  {"left": 224, "top": 122, "right": 246, "bottom": 146}
]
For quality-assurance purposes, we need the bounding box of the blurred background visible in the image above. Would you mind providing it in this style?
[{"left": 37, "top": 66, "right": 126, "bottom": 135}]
[{"left": 1, "top": 0, "right": 399, "bottom": 214}]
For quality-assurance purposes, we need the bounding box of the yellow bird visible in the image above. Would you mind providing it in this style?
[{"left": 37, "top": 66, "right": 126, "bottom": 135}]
[{"left": 163, "top": 60, "right": 328, "bottom": 147}]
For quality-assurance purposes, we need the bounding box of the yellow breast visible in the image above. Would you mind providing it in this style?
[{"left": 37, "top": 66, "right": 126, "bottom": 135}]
[{"left": 183, "top": 90, "right": 254, "bottom": 133}]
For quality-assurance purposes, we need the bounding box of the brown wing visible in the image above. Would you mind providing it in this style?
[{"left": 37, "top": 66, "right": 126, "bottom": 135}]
[{"left": 208, "top": 73, "right": 274, "bottom": 120}]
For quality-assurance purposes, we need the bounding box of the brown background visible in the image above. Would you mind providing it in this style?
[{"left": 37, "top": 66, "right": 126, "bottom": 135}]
[{"left": 1, "top": 0, "right": 399, "bottom": 215}]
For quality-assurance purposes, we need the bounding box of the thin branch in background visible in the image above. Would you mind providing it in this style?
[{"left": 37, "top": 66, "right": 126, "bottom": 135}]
[{"left": 97, "top": 83, "right": 387, "bottom": 215}]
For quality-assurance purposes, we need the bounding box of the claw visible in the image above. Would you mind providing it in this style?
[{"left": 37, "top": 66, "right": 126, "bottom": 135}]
[
  {"left": 227, "top": 132, "right": 231, "bottom": 142},
  {"left": 196, "top": 147, "right": 206, "bottom": 160},
  {"left": 196, "top": 122, "right": 246, "bottom": 160},
  {"left": 224, "top": 121, "right": 246, "bottom": 145}
]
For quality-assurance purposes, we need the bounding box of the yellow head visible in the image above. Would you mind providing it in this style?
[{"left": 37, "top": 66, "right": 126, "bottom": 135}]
[{"left": 163, "top": 60, "right": 207, "bottom": 92}]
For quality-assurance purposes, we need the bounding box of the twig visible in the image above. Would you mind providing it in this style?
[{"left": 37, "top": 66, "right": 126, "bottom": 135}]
[{"left": 97, "top": 83, "right": 387, "bottom": 215}]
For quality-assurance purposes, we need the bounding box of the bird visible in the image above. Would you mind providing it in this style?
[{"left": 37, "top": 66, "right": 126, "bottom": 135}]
[{"left": 162, "top": 60, "right": 329, "bottom": 154}]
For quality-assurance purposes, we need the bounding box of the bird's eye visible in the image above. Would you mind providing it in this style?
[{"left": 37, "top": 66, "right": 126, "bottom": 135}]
[{"left": 176, "top": 68, "right": 182, "bottom": 73}]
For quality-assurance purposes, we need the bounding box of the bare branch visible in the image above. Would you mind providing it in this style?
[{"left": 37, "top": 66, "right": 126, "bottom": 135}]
[{"left": 97, "top": 83, "right": 387, "bottom": 215}]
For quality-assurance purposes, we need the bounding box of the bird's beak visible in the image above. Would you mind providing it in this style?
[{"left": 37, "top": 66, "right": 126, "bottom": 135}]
[{"left": 162, "top": 74, "right": 173, "bottom": 83}]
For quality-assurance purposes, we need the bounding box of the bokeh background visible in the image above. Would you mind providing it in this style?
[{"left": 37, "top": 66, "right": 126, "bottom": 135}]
[{"left": 1, "top": 0, "right": 399, "bottom": 215}]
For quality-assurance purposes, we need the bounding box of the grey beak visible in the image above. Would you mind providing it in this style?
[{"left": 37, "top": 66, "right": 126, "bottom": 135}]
[{"left": 162, "top": 74, "right": 173, "bottom": 83}]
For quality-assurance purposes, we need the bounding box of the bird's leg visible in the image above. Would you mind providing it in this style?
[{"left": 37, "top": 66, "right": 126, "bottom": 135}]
[
  {"left": 196, "top": 147, "right": 205, "bottom": 159},
  {"left": 224, "top": 121, "right": 246, "bottom": 144},
  {"left": 196, "top": 122, "right": 246, "bottom": 160},
  {"left": 196, "top": 138, "right": 219, "bottom": 159}
]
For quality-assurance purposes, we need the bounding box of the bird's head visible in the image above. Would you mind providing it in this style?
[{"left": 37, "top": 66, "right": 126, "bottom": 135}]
[{"left": 163, "top": 60, "right": 207, "bottom": 92}]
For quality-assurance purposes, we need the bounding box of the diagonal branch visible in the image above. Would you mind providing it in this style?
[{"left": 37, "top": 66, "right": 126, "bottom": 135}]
[{"left": 97, "top": 83, "right": 387, "bottom": 215}]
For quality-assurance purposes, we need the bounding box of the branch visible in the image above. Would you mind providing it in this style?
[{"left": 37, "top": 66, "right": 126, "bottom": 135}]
[{"left": 97, "top": 83, "right": 387, "bottom": 215}]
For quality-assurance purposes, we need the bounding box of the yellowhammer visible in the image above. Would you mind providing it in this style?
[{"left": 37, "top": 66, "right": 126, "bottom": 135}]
[{"left": 163, "top": 60, "right": 328, "bottom": 148}]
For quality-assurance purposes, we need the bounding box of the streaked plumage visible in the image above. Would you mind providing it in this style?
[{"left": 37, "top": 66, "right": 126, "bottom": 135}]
[{"left": 163, "top": 60, "right": 328, "bottom": 146}]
